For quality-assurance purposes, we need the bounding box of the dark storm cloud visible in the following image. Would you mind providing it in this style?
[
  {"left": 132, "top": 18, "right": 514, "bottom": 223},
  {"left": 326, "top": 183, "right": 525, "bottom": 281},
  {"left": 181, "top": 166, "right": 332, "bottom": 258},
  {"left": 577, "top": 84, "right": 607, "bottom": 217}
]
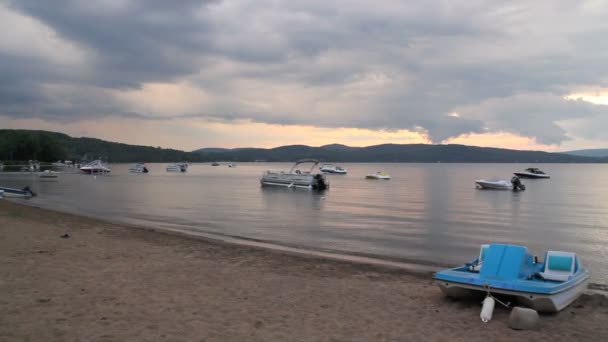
[{"left": 2, "top": 0, "right": 608, "bottom": 143}]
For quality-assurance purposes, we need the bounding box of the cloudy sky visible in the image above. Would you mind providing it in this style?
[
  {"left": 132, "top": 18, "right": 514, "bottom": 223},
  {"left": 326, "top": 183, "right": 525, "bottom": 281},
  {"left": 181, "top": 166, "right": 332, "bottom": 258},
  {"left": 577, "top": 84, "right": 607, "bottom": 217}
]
[{"left": 1, "top": 0, "right": 608, "bottom": 151}]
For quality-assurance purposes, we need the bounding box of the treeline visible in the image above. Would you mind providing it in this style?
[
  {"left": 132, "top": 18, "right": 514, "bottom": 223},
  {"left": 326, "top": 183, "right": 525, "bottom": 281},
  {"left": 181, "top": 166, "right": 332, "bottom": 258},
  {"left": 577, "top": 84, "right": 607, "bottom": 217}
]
[
  {"left": 0, "top": 130, "right": 67, "bottom": 162},
  {"left": 0, "top": 130, "right": 204, "bottom": 163},
  {"left": 2, "top": 129, "right": 607, "bottom": 163}
]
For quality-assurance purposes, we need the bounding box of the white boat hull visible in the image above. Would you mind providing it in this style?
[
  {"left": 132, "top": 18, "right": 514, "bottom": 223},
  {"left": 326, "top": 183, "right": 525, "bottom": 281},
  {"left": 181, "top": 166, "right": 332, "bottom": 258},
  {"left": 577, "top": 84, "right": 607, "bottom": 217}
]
[
  {"left": 366, "top": 175, "right": 390, "bottom": 180},
  {"left": 436, "top": 276, "right": 589, "bottom": 312},
  {"left": 475, "top": 180, "right": 512, "bottom": 190},
  {"left": 514, "top": 172, "right": 550, "bottom": 179}
]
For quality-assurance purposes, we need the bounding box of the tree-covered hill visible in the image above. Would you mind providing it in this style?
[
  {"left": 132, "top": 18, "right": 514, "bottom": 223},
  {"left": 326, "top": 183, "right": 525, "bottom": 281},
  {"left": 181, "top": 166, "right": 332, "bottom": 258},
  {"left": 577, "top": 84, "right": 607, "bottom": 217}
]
[{"left": 1, "top": 129, "right": 606, "bottom": 163}]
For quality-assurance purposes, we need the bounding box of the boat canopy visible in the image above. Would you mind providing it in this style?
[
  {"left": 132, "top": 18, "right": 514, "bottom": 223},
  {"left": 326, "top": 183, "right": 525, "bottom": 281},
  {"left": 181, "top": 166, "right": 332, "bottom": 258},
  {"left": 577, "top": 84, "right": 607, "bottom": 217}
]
[{"left": 289, "top": 159, "right": 320, "bottom": 174}]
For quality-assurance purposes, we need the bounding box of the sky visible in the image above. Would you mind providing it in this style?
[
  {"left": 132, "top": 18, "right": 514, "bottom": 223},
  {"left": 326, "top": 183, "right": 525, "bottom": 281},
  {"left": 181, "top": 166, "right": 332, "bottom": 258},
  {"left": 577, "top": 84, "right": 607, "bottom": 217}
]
[{"left": 1, "top": 0, "right": 608, "bottom": 152}]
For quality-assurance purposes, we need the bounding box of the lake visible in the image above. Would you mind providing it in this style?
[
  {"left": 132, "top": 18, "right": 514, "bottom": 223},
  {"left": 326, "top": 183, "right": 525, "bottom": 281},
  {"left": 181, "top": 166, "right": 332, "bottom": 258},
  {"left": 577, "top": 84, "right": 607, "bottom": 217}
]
[{"left": 3, "top": 162, "right": 607, "bottom": 284}]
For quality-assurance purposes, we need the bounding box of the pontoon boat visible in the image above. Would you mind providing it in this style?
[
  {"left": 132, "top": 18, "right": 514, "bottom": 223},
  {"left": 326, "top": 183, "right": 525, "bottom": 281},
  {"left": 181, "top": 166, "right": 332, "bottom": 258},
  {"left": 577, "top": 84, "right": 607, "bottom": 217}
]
[
  {"left": 130, "top": 163, "right": 149, "bottom": 173},
  {"left": 260, "top": 159, "right": 329, "bottom": 190}
]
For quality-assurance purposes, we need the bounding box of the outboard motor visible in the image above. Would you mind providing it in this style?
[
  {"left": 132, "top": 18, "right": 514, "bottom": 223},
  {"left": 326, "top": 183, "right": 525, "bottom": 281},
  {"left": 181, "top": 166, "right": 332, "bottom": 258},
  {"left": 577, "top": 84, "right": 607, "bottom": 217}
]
[
  {"left": 314, "top": 174, "right": 329, "bottom": 190},
  {"left": 22, "top": 186, "right": 37, "bottom": 197},
  {"left": 510, "top": 176, "right": 525, "bottom": 192}
]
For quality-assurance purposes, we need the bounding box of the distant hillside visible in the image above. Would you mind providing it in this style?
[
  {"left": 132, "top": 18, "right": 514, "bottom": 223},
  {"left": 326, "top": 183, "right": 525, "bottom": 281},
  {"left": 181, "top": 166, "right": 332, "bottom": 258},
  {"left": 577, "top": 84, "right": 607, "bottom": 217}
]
[
  {"left": 2, "top": 129, "right": 607, "bottom": 163},
  {"left": 562, "top": 149, "right": 608, "bottom": 158},
  {"left": 195, "top": 143, "right": 607, "bottom": 163},
  {"left": 0, "top": 129, "right": 199, "bottom": 163}
]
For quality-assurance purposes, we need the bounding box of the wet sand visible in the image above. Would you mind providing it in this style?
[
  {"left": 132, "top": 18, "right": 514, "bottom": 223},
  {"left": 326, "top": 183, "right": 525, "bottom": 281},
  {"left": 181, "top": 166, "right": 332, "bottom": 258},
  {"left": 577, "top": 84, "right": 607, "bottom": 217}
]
[{"left": 1, "top": 200, "right": 607, "bottom": 341}]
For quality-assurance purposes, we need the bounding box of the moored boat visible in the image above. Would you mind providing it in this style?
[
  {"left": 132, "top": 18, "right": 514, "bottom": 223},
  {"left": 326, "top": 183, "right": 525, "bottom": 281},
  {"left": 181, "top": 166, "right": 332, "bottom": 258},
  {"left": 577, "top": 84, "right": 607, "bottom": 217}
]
[
  {"left": 366, "top": 172, "right": 391, "bottom": 180},
  {"left": 475, "top": 176, "right": 525, "bottom": 191},
  {"left": 80, "top": 160, "right": 111, "bottom": 174},
  {"left": 514, "top": 168, "right": 550, "bottom": 179},
  {"left": 320, "top": 164, "right": 347, "bottom": 174},
  {"left": 434, "top": 243, "right": 589, "bottom": 312},
  {"left": 0, "top": 186, "right": 36, "bottom": 198},
  {"left": 166, "top": 164, "right": 187, "bottom": 172},
  {"left": 260, "top": 159, "right": 329, "bottom": 190},
  {"left": 129, "top": 163, "right": 149, "bottom": 173},
  {"left": 39, "top": 170, "right": 59, "bottom": 179}
]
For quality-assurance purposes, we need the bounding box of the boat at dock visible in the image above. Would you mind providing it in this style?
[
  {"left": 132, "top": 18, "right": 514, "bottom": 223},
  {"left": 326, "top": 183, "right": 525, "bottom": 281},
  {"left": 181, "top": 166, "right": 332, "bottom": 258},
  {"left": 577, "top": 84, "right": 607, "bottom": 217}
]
[
  {"left": 260, "top": 159, "right": 329, "bottom": 190},
  {"left": 514, "top": 168, "right": 550, "bottom": 179},
  {"left": 0, "top": 186, "right": 36, "bottom": 198},
  {"left": 320, "top": 164, "right": 347, "bottom": 174},
  {"left": 433, "top": 243, "right": 589, "bottom": 312}
]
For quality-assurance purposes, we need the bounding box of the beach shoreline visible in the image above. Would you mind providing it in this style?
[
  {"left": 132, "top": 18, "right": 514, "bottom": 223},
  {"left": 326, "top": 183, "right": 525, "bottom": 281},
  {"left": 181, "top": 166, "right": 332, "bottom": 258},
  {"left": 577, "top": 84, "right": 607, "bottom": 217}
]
[{"left": 1, "top": 200, "right": 606, "bottom": 341}]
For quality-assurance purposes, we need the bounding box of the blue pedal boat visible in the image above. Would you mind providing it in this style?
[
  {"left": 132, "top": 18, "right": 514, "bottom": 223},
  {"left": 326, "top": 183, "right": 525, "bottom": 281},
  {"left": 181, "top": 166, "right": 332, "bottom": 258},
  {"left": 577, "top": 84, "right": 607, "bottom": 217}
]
[{"left": 434, "top": 243, "right": 589, "bottom": 312}]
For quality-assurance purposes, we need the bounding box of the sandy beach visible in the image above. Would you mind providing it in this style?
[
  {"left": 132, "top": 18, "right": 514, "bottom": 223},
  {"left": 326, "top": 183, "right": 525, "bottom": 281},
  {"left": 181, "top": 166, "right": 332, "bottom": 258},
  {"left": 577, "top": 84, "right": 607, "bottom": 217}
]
[{"left": 1, "top": 201, "right": 607, "bottom": 341}]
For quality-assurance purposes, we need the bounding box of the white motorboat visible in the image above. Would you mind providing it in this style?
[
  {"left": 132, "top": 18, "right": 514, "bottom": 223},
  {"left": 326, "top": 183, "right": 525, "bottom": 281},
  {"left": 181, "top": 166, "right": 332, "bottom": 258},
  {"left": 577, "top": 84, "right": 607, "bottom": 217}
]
[
  {"left": 80, "top": 160, "right": 111, "bottom": 174},
  {"left": 129, "top": 163, "right": 149, "bottom": 173},
  {"left": 475, "top": 176, "right": 525, "bottom": 191},
  {"left": 39, "top": 170, "right": 59, "bottom": 179},
  {"left": 514, "top": 168, "right": 550, "bottom": 179},
  {"left": 52, "top": 160, "right": 73, "bottom": 168},
  {"left": 166, "top": 164, "right": 187, "bottom": 172},
  {"left": 320, "top": 164, "right": 347, "bottom": 174},
  {"left": 0, "top": 186, "right": 36, "bottom": 198},
  {"left": 260, "top": 159, "right": 329, "bottom": 190},
  {"left": 366, "top": 172, "right": 391, "bottom": 180},
  {"left": 228, "top": 164, "right": 236, "bottom": 168}
]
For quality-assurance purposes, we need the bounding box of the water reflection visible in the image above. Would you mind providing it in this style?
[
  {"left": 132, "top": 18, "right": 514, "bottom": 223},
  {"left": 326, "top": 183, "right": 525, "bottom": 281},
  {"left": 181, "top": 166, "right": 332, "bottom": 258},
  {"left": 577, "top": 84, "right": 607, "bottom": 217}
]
[{"left": 2, "top": 162, "right": 607, "bottom": 283}]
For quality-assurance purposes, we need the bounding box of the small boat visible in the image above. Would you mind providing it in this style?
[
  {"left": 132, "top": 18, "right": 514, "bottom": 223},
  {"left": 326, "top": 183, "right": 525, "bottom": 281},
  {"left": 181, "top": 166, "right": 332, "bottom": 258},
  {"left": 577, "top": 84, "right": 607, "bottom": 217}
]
[
  {"left": 366, "top": 172, "right": 391, "bottom": 180},
  {"left": 228, "top": 164, "right": 236, "bottom": 168},
  {"left": 0, "top": 190, "right": 3, "bottom": 199},
  {"left": 129, "top": 163, "right": 149, "bottom": 173},
  {"left": 166, "top": 164, "right": 187, "bottom": 172},
  {"left": 434, "top": 243, "right": 589, "bottom": 312},
  {"left": 80, "top": 160, "right": 111, "bottom": 174},
  {"left": 211, "top": 162, "right": 220, "bottom": 166},
  {"left": 320, "top": 164, "right": 347, "bottom": 174},
  {"left": 514, "top": 168, "right": 550, "bottom": 179},
  {"left": 39, "top": 170, "right": 59, "bottom": 179},
  {"left": 260, "top": 159, "right": 329, "bottom": 190},
  {"left": 0, "top": 186, "right": 36, "bottom": 198},
  {"left": 475, "top": 176, "right": 525, "bottom": 191}
]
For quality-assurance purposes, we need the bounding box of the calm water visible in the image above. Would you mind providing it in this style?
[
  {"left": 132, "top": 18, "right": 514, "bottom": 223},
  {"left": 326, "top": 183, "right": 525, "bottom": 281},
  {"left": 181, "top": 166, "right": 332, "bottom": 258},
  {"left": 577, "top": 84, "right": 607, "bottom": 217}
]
[{"left": 3, "top": 163, "right": 608, "bottom": 283}]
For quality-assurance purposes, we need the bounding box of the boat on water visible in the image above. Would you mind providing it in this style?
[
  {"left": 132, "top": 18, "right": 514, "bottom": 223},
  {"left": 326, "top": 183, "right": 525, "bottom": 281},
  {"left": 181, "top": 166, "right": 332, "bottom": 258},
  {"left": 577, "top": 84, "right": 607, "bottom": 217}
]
[
  {"left": 260, "top": 159, "right": 329, "bottom": 190},
  {"left": 366, "top": 172, "right": 391, "bottom": 180},
  {"left": 166, "top": 164, "right": 187, "bottom": 172},
  {"left": 514, "top": 168, "right": 550, "bottom": 179},
  {"left": 475, "top": 176, "right": 525, "bottom": 191},
  {"left": 80, "top": 160, "right": 111, "bottom": 174},
  {"left": 434, "top": 243, "right": 589, "bottom": 312},
  {"left": 320, "top": 164, "right": 347, "bottom": 174},
  {"left": 129, "top": 163, "right": 149, "bottom": 173},
  {"left": 228, "top": 164, "right": 236, "bottom": 168},
  {"left": 211, "top": 162, "right": 220, "bottom": 166},
  {"left": 39, "top": 170, "right": 59, "bottom": 179},
  {"left": 0, "top": 186, "right": 36, "bottom": 198},
  {"left": 52, "top": 160, "right": 73, "bottom": 168}
]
